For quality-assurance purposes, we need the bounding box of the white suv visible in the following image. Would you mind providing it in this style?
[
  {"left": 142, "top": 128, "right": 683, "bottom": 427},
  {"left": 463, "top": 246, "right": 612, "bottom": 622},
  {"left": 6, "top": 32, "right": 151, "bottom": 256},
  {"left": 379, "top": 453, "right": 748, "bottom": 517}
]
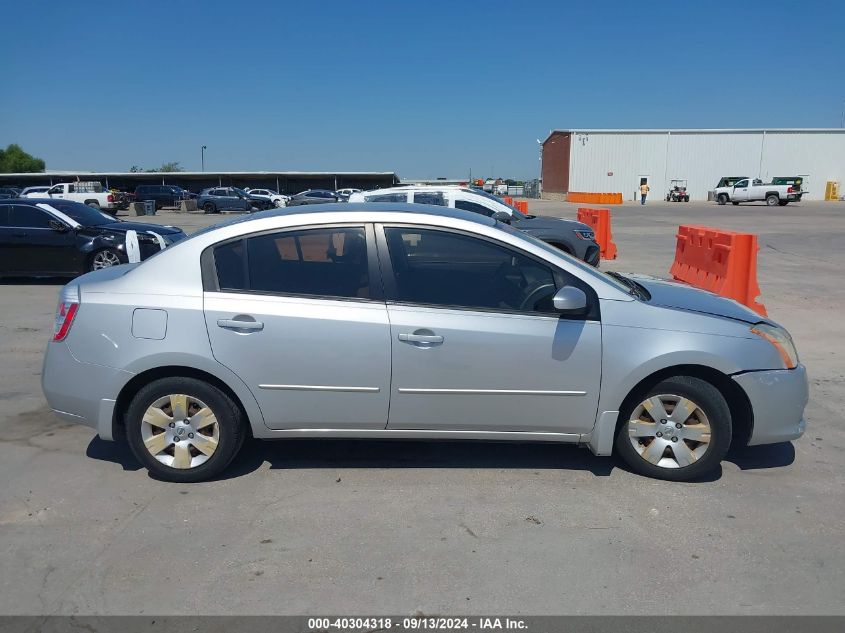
[
  {"left": 349, "top": 186, "right": 600, "bottom": 265},
  {"left": 245, "top": 189, "right": 289, "bottom": 208}
]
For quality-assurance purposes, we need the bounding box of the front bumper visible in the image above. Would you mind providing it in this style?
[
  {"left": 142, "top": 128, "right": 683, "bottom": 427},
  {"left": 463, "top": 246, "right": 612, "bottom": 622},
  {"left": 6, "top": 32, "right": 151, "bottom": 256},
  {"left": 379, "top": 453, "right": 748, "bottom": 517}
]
[
  {"left": 732, "top": 364, "right": 808, "bottom": 445},
  {"left": 41, "top": 340, "right": 132, "bottom": 440}
]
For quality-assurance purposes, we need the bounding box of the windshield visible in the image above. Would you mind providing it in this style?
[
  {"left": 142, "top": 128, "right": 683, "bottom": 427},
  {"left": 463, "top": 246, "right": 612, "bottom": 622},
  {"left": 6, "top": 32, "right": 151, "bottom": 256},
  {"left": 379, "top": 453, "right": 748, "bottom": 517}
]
[
  {"left": 45, "top": 201, "right": 117, "bottom": 226},
  {"left": 461, "top": 188, "right": 527, "bottom": 218}
]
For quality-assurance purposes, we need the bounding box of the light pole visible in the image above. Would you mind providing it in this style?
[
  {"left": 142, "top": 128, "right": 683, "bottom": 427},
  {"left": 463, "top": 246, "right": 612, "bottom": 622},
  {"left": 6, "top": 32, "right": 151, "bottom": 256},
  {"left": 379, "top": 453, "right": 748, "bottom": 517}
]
[{"left": 201, "top": 145, "right": 207, "bottom": 171}]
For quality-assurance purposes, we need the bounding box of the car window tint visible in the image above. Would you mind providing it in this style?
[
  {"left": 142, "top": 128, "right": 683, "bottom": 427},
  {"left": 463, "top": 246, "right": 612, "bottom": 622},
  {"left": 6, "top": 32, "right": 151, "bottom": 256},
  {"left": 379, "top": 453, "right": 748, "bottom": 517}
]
[
  {"left": 413, "top": 192, "right": 446, "bottom": 206},
  {"left": 384, "top": 227, "right": 558, "bottom": 313},
  {"left": 214, "top": 227, "right": 370, "bottom": 299},
  {"left": 365, "top": 193, "right": 407, "bottom": 203},
  {"left": 9, "top": 204, "right": 53, "bottom": 228},
  {"left": 455, "top": 199, "right": 495, "bottom": 217},
  {"left": 0, "top": 205, "right": 9, "bottom": 225}
]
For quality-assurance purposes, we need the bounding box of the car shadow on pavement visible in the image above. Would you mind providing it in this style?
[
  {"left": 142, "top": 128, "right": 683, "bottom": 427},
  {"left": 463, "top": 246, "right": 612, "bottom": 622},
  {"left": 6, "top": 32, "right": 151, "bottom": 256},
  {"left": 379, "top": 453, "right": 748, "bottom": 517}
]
[{"left": 84, "top": 437, "right": 796, "bottom": 482}]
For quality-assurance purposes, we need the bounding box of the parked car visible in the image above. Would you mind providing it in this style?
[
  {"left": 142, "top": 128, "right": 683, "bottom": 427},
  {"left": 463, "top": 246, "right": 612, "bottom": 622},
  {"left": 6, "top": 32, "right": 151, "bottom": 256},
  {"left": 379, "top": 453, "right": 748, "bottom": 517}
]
[
  {"left": 286, "top": 189, "right": 344, "bottom": 206},
  {"left": 134, "top": 185, "right": 192, "bottom": 210},
  {"left": 20, "top": 186, "right": 51, "bottom": 198},
  {"left": 0, "top": 187, "right": 21, "bottom": 199},
  {"left": 245, "top": 188, "right": 289, "bottom": 208},
  {"left": 0, "top": 199, "right": 187, "bottom": 277},
  {"left": 350, "top": 186, "right": 600, "bottom": 266},
  {"left": 714, "top": 178, "right": 803, "bottom": 206},
  {"left": 336, "top": 188, "right": 362, "bottom": 197},
  {"left": 45, "top": 182, "right": 117, "bottom": 211},
  {"left": 196, "top": 187, "right": 270, "bottom": 214},
  {"left": 41, "top": 203, "right": 807, "bottom": 483}
]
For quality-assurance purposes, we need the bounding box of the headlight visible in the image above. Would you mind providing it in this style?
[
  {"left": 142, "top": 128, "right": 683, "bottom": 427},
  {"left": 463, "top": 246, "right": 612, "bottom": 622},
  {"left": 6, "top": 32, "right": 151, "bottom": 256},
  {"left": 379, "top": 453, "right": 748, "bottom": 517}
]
[
  {"left": 751, "top": 323, "right": 798, "bottom": 369},
  {"left": 574, "top": 229, "right": 595, "bottom": 241}
]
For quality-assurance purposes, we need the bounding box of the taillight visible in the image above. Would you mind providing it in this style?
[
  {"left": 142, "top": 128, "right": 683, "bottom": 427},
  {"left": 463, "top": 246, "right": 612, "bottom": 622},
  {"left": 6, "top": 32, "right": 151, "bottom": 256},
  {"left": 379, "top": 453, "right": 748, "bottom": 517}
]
[
  {"left": 53, "top": 286, "right": 80, "bottom": 341},
  {"left": 787, "top": 186, "right": 794, "bottom": 193},
  {"left": 107, "top": 194, "right": 115, "bottom": 202}
]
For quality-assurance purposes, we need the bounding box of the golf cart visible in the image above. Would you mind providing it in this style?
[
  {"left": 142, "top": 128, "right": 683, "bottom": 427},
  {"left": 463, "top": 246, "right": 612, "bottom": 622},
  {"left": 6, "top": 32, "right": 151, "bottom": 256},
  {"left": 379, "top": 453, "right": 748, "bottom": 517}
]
[{"left": 666, "top": 179, "right": 690, "bottom": 202}]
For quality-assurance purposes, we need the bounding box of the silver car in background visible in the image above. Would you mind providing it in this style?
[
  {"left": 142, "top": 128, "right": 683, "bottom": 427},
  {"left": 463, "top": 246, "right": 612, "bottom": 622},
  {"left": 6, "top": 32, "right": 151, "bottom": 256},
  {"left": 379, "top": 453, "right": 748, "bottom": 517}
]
[{"left": 42, "top": 204, "right": 808, "bottom": 482}]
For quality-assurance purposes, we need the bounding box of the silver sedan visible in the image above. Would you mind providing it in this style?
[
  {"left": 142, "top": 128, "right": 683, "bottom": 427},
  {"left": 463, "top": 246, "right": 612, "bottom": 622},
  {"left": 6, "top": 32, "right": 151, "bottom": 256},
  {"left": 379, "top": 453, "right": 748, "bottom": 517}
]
[{"left": 42, "top": 204, "right": 808, "bottom": 482}]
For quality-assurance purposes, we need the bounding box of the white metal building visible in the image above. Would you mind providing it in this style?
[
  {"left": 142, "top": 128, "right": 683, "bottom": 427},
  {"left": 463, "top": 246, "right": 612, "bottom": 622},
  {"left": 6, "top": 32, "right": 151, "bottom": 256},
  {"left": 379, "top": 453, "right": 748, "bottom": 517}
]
[{"left": 540, "top": 129, "right": 845, "bottom": 201}]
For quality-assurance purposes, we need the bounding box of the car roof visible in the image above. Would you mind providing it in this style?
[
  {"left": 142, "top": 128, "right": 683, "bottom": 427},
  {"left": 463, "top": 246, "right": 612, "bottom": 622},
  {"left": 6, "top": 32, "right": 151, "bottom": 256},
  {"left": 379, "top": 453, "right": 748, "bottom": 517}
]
[{"left": 214, "top": 202, "right": 497, "bottom": 228}]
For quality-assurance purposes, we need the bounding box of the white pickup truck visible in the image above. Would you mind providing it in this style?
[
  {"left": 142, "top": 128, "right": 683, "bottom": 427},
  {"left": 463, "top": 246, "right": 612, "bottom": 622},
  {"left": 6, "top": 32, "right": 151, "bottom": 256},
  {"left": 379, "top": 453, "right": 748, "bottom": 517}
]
[
  {"left": 714, "top": 178, "right": 804, "bottom": 206},
  {"left": 45, "top": 181, "right": 118, "bottom": 211}
]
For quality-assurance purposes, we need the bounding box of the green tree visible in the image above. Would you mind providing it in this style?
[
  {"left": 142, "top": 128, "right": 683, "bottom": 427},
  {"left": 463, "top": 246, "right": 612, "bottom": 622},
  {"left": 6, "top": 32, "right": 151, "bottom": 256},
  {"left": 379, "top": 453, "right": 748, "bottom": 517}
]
[
  {"left": 0, "top": 144, "right": 46, "bottom": 173},
  {"left": 153, "top": 161, "right": 184, "bottom": 173}
]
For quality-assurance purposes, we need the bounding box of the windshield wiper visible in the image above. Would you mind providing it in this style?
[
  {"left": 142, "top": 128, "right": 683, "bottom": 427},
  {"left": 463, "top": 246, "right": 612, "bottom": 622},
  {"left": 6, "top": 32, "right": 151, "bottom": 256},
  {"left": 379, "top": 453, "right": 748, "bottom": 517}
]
[{"left": 607, "top": 271, "right": 649, "bottom": 300}]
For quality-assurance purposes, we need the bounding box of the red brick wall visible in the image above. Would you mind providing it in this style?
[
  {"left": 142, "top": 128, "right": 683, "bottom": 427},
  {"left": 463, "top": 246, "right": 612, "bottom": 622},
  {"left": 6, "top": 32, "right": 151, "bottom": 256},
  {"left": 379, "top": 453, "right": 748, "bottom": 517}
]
[{"left": 541, "top": 132, "right": 571, "bottom": 194}]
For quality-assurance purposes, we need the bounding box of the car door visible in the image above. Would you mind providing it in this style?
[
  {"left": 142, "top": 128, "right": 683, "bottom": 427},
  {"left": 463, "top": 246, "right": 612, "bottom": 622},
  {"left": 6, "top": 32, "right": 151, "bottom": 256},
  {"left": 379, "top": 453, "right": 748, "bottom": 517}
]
[
  {"left": 732, "top": 179, "right": 750, "bottom": 201},
  {"left": 5, "top": 204, "right": 79, "bottom": 275},
  {"left": 203, "top": 224, "right": 391, "bottom": 430},
  {"left": 378, "top": 225, "right": 602, "bottom": 434},
  {"left": 47, "top": 184, "right": 66, "bottom": 200}
]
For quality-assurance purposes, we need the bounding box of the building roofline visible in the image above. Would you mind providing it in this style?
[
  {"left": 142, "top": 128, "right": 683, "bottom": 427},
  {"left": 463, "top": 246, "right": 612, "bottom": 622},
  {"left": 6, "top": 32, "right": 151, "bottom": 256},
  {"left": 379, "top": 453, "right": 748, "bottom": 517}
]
[
  {"left": 0, "top": 170, "right": 397, "bottom": 177},
  {"left": 542, "top": 128, "right": 845, "bottom": 144}
]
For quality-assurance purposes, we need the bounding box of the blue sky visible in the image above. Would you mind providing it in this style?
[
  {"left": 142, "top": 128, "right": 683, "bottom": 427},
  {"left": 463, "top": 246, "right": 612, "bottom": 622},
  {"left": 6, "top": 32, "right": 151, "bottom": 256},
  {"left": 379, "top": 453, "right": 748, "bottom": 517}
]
[{"left": 1, "top": 0, "right": 843, "bottom": 179}]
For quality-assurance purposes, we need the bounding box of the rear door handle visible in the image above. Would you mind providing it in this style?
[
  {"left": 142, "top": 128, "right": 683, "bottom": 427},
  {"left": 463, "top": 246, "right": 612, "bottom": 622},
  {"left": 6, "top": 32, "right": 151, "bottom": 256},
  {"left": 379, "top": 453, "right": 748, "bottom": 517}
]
[
  {"left": 217, "top": 318, "right": 264, "bottom": 332},
  {"left": 398, "top": 332, "right": 443, "bottom": 344}
]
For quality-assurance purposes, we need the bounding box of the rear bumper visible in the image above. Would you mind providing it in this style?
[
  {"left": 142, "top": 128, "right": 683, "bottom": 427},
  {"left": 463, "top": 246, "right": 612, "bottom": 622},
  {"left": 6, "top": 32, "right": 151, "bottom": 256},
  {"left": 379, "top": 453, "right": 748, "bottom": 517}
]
[
  {"left": 41, "top": 341, "right": 132, "bottom": 441},
  {"left": 733, "top": 364, "right": 808, "bottom": 445}
]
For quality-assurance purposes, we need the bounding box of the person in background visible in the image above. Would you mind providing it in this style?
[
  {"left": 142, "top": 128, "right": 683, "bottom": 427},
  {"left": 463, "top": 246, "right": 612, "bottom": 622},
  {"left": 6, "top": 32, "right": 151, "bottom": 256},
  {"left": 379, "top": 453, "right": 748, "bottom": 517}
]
[{"left": 639, "top": 182, "right": 650, "bottom": 205}]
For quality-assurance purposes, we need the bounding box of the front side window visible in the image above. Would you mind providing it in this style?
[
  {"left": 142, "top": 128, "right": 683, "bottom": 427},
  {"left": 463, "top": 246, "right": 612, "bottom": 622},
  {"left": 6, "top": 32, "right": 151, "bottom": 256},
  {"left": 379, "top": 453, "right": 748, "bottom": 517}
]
[
  {"left": 735, "top": 180, "right": 749, "bottom": 188},
  {"left": 383, "top": 227, "right": 559, "bottom": 314},
  {"left": 9, "top": 204, "right": 53, "bottom": 228},
  {"left": 455, "top": 199, "right": 495, "bottom": 217},
  {"left": 213, "top": 226, "right": 370, "bottom": 299}
]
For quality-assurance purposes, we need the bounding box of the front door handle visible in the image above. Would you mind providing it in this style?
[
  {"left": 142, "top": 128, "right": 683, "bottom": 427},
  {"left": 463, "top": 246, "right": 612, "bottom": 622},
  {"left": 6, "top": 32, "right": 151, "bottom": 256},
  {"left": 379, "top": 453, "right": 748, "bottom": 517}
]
[
  {"left": 217, "top": 317, "right": 264, "bottom": 332},
  {"left": 398, "top": 332, "right": 443, "bottom": 345}
]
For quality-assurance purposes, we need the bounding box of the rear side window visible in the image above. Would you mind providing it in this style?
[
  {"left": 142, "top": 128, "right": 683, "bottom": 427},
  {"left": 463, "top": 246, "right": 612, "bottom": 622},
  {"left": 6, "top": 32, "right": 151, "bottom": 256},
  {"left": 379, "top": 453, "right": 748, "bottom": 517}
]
[
  {"left": 212, "top": 227, "right": 370, "bottom": 299},
  {"left": 365, "top": 192, "right": 407, "bottom": 203},
  {"left": 413, "top": 192, "right": 446, "bottom": 206}
]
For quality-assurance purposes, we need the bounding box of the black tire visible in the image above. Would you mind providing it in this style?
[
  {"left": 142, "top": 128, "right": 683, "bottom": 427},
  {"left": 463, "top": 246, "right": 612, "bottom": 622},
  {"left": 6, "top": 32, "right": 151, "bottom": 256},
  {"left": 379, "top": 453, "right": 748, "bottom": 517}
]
[
  {"left": 88, "top": 247, "right": 123, "bottom": 271},
  {"left": 766, "top": 194, "right": 779, "bottom": 206},
  {"left": 203, "top": 202, "right": 216, "bottom": 214},
  {"left": 614, "top": 376, "right": 732, "bottom": 481},
  {"left": 86, "top": 200, "right": 100, "bottom": 209},
  {"left": 717, "top": 194, "right": 728, "bottom": 205},
  {"left": 125, "top": 377, "right": 246, "bottom": 483}
]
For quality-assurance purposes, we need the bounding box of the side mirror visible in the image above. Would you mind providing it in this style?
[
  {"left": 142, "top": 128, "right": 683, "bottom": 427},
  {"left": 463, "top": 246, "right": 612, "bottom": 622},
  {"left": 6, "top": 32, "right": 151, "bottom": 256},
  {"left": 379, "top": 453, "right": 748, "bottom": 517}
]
[
  {"left": 49, "top": 219, "right": 68, "bottom": 233},
  {"left": 492, "top": 211, "right": 511, "bottom": 224},
  {"left": 552, "top": 286, "right": 588, "bottom": 314}
]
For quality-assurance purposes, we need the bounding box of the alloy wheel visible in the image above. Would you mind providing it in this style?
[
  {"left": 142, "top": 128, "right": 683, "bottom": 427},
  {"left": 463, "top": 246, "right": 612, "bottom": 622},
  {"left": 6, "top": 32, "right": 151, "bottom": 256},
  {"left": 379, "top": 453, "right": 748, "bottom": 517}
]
[
  {"left": 627, "top": 394, "right": 712, "bottom": 469},
  {"left": 92, "top": 250, "right": 121, "bottom": 269},
  {"left": 140, "top": 394, "right": 220, "bottom": 469}
]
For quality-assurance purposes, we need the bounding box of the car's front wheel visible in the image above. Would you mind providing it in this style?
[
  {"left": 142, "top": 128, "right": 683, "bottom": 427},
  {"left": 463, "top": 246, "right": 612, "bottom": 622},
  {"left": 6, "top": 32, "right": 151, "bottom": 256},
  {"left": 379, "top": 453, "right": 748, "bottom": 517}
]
[
  {"left": 615, "top": 376, "right": 731, "bottom": 481},
  {"left": 125, "top": 377, "right": 246, "bottom": 482},
  {"left": 717, "top": 194, "right": 728, "bottom": 205},
  {"left": 89, "top": 248, "right": 122, "bottom": 271}
]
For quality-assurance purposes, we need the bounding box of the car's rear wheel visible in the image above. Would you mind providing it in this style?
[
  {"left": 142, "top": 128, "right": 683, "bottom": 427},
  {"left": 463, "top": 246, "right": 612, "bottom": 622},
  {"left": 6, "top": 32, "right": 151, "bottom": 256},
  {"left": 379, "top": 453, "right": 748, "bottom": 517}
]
[
  {"left": 717, "top": 194, "right": 728, "bottom": 205},
  {"left": 125, "top": 377, "right": 246, "bottom": 483},
  {"left": 86, "top": 200, "right": 101, "bottom": 209},
  {"left": 615, "top": 376, "right": 731, "bottom": 481},
  {"left": 203, "top": 202, "right": 216, "bottom": 214},
  {"left": 766, "top": 194, "right": 779, "bottom": 206},
  {"left": 90, "top": 248, "right": 122, "bottom": 271}
]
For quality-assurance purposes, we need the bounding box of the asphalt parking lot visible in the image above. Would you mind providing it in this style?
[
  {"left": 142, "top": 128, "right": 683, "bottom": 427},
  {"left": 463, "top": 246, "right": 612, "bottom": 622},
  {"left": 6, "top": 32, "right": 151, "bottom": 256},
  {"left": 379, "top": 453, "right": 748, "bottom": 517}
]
[{"left": 1, "top": 199, "right": 843, "bottom": 616}]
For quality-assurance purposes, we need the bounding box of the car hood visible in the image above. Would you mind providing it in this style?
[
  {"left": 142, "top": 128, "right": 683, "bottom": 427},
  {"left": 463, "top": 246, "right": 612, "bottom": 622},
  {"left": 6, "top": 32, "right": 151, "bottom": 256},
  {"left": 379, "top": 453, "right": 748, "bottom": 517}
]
[
  {"left": 511, "top": 214, "right": 591, "bottom": 232},
  {"left": 97, "top": 222, "right": 184, "bottom": 235},
  {"left": 627, "top": 274, "right": 764, "bottom": 324}
]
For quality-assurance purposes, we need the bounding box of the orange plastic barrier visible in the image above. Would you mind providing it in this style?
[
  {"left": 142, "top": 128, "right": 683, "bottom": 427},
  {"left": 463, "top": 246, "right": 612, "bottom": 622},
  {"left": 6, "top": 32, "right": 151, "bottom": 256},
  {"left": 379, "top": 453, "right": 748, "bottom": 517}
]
[
  {"left": 503, "top": 196, "right": 514, "bottom": 206},
  {"left": 670, "top": 225, "right": 767, "bottom": 316},
  {"left": 576, "top": 207, "right": 617, "bottom": 260},
  {"left": 515, "top": 200, "right": 528, "bottom": 213},
  {"left": 568, "top": 192, "right": 623, "bottom": 204}
]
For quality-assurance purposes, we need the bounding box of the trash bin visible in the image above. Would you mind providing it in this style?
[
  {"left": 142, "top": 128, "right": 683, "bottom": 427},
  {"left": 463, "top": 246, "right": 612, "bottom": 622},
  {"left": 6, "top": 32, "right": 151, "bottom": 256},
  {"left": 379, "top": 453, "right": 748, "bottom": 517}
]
[
  {"left": 707, "top": 190, "right": 716, "bottom": 201},
  {"left": 144, "top": 200, "right": 156, "bottom": 216}
]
